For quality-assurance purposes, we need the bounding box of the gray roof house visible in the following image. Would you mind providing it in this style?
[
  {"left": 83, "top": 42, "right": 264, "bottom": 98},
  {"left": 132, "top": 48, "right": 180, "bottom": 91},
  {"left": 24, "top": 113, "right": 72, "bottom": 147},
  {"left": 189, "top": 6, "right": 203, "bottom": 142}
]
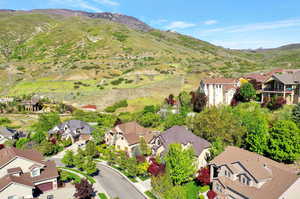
[
  {"left": 151, "top": 126, "right": 211, "bottom": 168},
  {"left": 48, "top": 120, "right": 93, "bottom": 143},
  {"left": 0, "top": 127, "right": 26, "bottom": 144}
]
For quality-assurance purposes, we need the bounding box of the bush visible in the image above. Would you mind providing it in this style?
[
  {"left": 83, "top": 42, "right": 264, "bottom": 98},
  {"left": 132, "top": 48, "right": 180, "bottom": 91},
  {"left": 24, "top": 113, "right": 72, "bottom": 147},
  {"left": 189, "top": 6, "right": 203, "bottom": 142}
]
[
  {"left": 199, "top": 185, "right": 210, "bottom": 193},
  {"left": 199, "top": 194, "right": 205, "bottom": 199},
  {"left": 98, "top": 193, "right": 108, "bottom": 199},
  {"left": 104, "top": 100, "right": 128, "bottom": 113}
]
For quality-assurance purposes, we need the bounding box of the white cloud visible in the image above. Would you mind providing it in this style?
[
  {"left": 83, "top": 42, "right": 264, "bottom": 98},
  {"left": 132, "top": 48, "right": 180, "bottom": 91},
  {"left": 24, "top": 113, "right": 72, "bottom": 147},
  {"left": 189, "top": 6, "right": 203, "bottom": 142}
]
[
  {"left": 199, "top": 18, "right": 300, "bottom": 36},
  {"left": 165, "top": 21, "right": 196, "bottom": 29},
  {"left": 204, "top": 20, "right": 218, "bottom": 25},
  {"left": 92, "top": 0, "right": 119, "bottom": 6},
  {"left": 50, "top": 0, "right": 102, "bottom": 12}
]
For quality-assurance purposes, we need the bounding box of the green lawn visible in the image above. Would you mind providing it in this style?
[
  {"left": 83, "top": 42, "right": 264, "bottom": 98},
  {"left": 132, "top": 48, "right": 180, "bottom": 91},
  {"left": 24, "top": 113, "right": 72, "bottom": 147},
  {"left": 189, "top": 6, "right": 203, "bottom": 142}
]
[
  {"left": 144, "top": 191, "right": 158, "bottom": 199},
  {"left": 59, "top": 167, "right": 96, "bottom": 184},
  {"left": 98, "top": 193, "right": 108, "bottom": 199}
]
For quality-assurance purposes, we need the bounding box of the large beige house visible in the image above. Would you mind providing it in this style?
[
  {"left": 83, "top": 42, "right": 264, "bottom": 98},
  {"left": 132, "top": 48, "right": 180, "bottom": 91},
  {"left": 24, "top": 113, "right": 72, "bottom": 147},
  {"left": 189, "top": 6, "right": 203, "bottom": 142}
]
[
  {"left": 0, "top": 147, "right": 59, "bottom": 199},
  {"left": 210, "top": 146, "right": 300, "bottom": 199},
  {"left": 151, "top": 126, "right": 211, "bottom": 169},
  {"left": 200, "top": 78, "right": 240, "bottom": 106},
  {"left": 105, "top": 122, "right": 155, "bottom": 157}
]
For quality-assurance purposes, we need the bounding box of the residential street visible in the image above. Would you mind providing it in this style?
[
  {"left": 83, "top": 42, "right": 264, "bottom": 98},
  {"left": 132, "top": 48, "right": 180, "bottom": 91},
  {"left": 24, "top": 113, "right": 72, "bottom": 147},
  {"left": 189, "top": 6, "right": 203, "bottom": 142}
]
[{"left": 95, "top": 164, "right": 147, "bottom": 199}]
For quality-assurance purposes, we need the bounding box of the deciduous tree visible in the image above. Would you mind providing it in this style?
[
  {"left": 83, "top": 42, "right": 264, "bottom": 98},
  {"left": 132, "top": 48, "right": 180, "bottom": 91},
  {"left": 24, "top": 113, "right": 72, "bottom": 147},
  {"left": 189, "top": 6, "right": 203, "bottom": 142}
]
[
  {"left": 73, "top": 179, "right": 94, "bottom": 199},
  {"left": 165, "top": 144, "right": 196, "bottom": 185},
  {"left": 62, "top": 150, "right": 75, "bottom": 167}
]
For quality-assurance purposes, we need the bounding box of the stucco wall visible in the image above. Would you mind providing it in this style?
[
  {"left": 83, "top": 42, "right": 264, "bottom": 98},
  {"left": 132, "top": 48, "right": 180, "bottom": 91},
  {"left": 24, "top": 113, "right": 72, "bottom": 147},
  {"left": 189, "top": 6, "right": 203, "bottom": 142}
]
[
  {"left": 0, "top": 183, "right": 33, "bottom": 199},
  {"left": 0, "top": 157, "right": 42, "bottom": 178}
]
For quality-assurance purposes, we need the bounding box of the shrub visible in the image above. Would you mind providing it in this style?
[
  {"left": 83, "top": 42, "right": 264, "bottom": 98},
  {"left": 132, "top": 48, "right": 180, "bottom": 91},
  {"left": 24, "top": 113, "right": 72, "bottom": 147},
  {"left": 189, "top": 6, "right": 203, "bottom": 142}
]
[
  {"left": 196, "top": 168, "right": 210, "bottom": 185},
  {"left": 207, "top": 190, "right": 217, "bottom": 199},
  {"left": 199, "top": 194, "right": 205, "bottom": 199},
  {"left": 104, "top": 100, "right": 128, "bottom": 113},
  {"left": 199, "top": 185, "right": 210, "bottom": 193},
  {"left": 98, "top": 193, "right": 108, "bottom": 199}
]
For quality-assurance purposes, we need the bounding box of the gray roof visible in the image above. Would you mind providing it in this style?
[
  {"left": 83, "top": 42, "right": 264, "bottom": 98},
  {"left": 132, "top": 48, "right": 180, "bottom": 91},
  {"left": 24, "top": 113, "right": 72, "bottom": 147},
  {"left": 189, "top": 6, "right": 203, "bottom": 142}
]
[
  {"left": 273, "top": 71, "right": 300, "bottom": 84},
  {"left": 49, "top": 120, "right": 94, "bottom": 135},
  {"left": 0, "top": 127, "right": 17, "bottom": 138},
  {"left": 160, "top": 126, "right": 211, "bottom": 156}
]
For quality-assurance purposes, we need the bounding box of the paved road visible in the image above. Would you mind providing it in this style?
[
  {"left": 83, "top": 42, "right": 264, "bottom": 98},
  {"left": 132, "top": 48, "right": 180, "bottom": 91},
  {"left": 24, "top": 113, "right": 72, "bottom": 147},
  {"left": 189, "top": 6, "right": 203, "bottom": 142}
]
[{"left": 96, "top": 164, "right": 146, "bottom": 199}]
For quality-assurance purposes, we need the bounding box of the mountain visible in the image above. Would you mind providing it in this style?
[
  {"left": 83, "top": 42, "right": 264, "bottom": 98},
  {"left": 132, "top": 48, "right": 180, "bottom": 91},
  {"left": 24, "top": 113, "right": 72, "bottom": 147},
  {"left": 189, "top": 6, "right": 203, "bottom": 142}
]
[{"left": 0, "top": 9, "right": 299, "bottom": 109}]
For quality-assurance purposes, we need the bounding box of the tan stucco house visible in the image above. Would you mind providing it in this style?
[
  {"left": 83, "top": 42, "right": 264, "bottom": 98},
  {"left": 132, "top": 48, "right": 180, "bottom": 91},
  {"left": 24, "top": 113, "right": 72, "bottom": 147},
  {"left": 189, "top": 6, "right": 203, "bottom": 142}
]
[
  {"left": 210, "top": 146, "right": 300, "bottom": 199},
  {"left": 151, "top": 126, "right": 211, "bottom": 169},
  {"left": 105, "top": 121, "right": 155, "bottom": 157},
  {"left": 200, "top": 78, "right": 240, "bottom": 106},
  {"left": 0, "top": 147, "right": 59, "bottom": 199}
]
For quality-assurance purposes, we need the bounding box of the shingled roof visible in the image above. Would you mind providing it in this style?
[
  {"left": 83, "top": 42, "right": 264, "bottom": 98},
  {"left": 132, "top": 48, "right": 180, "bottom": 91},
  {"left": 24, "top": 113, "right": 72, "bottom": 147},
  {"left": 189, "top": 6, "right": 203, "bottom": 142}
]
[
  {"left": 114, "top": 122, "right": 154, "bottom": 145},
  {"left": 0, "top": 147, "right": 44, "bottom": 168},
  {"left": 160, "top": 126, "right": 211, "bottom": 156},
  {"left": 210, "top": 146, "right": 299, "bottom": 199},
  {"left": 0, "top": 174, "right": 34, "bottom": 192},
  {"left": 202, "top": 78, "right": 238, "bottom": 84}
]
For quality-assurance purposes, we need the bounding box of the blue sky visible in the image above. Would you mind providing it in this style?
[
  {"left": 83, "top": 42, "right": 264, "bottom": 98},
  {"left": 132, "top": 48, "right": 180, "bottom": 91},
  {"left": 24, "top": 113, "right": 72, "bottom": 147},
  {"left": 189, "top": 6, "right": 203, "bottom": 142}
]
[{"left": 1, "top": 0, "right": 300, "bottom": 49}]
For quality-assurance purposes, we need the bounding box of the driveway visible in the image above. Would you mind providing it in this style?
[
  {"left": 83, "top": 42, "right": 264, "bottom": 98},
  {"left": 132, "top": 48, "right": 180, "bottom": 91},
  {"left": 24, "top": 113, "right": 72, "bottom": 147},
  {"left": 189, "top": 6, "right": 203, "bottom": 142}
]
[{"left": 95, "top": 164, "right": 147, "bottom": 199}]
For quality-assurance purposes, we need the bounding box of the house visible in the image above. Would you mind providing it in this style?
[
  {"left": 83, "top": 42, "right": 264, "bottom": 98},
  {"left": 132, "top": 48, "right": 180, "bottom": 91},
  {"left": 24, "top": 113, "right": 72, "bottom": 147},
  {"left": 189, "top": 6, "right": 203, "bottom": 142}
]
[
  {"left": 151, "top": 126, "right": 211, "bottom": 168},
  {"left": 0, "top": 147, "right": 59, "bottom": 199},
  {"left": 200, "top": 78, "right": 240, "bottom": 106},
  {"left": 81, "top": 105, "right": 97, "bottom": 112},
  {"left": 262, "top": 69, "right": 300, "bottom": 104},
  {"left": 209, "top": 146, "right": 300, "bottom": 199},
  {"left": 0, "top": 127, "right": 26, "bottom": 144},
  {"left": 105, "top": 121, "right": 155, "bottom": 157},
  {"left": 48, "top": 120, "right": 93, "bottom": 143}
]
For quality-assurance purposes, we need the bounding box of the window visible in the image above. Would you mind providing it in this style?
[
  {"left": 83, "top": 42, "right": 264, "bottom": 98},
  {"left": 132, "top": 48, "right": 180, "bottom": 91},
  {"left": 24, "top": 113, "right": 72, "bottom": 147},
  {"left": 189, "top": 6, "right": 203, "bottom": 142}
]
[
  {"left": 224, "top": 170, "right": 227, "bottom": 176},
  {"left": 31, "top": 168, "right": 40, "bottom": 177}
]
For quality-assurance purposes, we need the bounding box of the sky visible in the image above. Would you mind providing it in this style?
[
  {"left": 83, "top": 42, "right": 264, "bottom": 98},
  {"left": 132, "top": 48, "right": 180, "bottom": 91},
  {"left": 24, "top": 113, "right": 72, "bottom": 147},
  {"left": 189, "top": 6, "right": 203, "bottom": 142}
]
[{"left": 1, "top": 0, "right": 300, "bottom": 49}]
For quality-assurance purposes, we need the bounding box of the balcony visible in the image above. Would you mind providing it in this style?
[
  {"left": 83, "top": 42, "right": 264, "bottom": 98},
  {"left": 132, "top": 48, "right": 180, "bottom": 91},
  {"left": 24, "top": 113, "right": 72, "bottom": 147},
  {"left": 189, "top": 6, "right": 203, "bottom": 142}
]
[{"left": 262, "top": 87, "right": 293, "bottom": 93}]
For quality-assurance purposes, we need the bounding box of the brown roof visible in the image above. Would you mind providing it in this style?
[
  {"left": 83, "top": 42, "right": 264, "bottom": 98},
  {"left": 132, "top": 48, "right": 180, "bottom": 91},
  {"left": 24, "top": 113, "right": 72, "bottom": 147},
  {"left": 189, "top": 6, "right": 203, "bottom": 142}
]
[
  {"left": 0, "top": 147, "right": 44, "bottom": 168},
  {"left": 7, "top": 167, "right": 22, "bottom": 174},
  {"left": 24, "top": 161, "right": 59, "bottom": 183},
  {"left": 0, "top": 175, "right": 34, "bottom": 191},
  {"left": 202, "top": 78, "right": 238, "bottom": 84},
  {"left": 211, "top": 146, "right": 299, "bottom": 199},
  {"left": 115, "top": 122, "right": 154, "bottom": 145}
]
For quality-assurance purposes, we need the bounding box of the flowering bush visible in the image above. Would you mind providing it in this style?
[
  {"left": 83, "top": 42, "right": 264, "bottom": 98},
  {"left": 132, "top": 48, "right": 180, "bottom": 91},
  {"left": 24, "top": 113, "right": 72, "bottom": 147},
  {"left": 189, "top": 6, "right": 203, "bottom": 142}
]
[{"left": 196, "top": 167, "right": 210, "bottom": 185}]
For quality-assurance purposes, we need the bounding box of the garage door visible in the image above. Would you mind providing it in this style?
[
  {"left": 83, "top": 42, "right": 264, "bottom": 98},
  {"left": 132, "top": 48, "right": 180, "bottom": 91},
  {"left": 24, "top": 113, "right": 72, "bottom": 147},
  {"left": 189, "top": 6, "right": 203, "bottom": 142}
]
[{"left": 36, "top": 182, "right": 53, "bottom": 192}]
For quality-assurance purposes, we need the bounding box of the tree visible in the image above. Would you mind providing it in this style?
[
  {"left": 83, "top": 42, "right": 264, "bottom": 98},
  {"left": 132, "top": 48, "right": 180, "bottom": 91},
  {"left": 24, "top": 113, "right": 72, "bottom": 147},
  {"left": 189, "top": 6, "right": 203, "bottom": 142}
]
[
  {"left": 39, "top": 141, "right": 61, "bottom": 156},
  {"left": 233, "top": 103, "right": 269, "bottom": 155},
  {"left": 31, "top": 131, "right": 46, "bottom": 144},
  {"left": 148, "top": 158, "right": 165, "bottom": 176},
  {"left": 83, "top": 156, "right": 97, "bottom": 175},
  {"left": 178, "top": 91, "right": 192, "bottom": 108},
  {"left": 85, "top": 141, "right": 97, "bottom": 158},
  {"left": 165, "top": 186, "right": 186, "bottom": 199},
  {"left": 188, "top": 106, "right": 245, "bottom": 146},
  {"left": 292, "top": 103, "right": 300, "bottom": 127},
  {"left": 15, "top": 137, "right": 29, "bottom": 149},
  {"left": 62, "top": 138, "right": 73, "bottom": 147},
  {"left": 33, "top": 112, "right": 61, "bottom": 133},
  {"left": 139, "top": 137, "right": 151, "bottom": 156},
  {"left": 126, "top": 157, "right": 138, "bottom": 177},
  {"left": 209, "top": 137, "right": 225, "bottom": 160},
  {"left": 165, "top": 94, "right": 176, "bottom": 106},
  {"left": 239, "top": 82, "right": 256, "bottom": 102},
  {"left": 137, "top": 162, "right": 149, "bottom": 176},
  {"left": 163, "top": 114, "right": 186, "bottom": 130},
  {"left": 196, "top": 167, "right": 210, "bottom": 185},
  {"left": 74, "top": 149, "right": 86, "bottom": 170},
  {"left": 151, "top": 172, "right": 173, "bottom": 198},
  {"left": 137, "top": 112, "right": 161, "bottom": 128},
  {"left": 73, "top": 179, "right": 94, "bottom": 199},
  {"left": 62, "top": 150, "right": 75, "bottom": 167},
  {"left": 207, "top": 190, "right": 217, "bottom": 199},
  {"left": 266, "top": 120, "right": 300, "bottom": 163},
  {"left": 165, "top": 144, "right": 196, "bottom": 185},
  {"left": 191, "top": 91, "right": 207, "bottom": 113}
]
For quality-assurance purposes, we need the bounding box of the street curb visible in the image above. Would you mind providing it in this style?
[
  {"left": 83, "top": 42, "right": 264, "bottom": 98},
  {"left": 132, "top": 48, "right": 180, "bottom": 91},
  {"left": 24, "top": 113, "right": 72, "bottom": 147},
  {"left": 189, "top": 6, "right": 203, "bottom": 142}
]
[{"left": 97, "top": 162, "right": 149, "bottom": 199}]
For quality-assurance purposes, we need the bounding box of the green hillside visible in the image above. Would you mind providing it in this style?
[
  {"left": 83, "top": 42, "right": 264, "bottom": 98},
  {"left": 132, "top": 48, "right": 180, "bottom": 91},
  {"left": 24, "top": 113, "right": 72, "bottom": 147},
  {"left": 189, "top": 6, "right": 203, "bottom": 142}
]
[{"left": 0, "top": 10, "right": 299, "bottom": 109}]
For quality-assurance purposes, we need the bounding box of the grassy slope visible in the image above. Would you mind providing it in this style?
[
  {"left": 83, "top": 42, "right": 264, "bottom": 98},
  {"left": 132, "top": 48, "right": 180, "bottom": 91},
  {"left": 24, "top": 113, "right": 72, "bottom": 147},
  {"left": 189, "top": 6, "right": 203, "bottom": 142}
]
[{"left": 0, "top": 12, "right": 299, "bottom": 109}]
